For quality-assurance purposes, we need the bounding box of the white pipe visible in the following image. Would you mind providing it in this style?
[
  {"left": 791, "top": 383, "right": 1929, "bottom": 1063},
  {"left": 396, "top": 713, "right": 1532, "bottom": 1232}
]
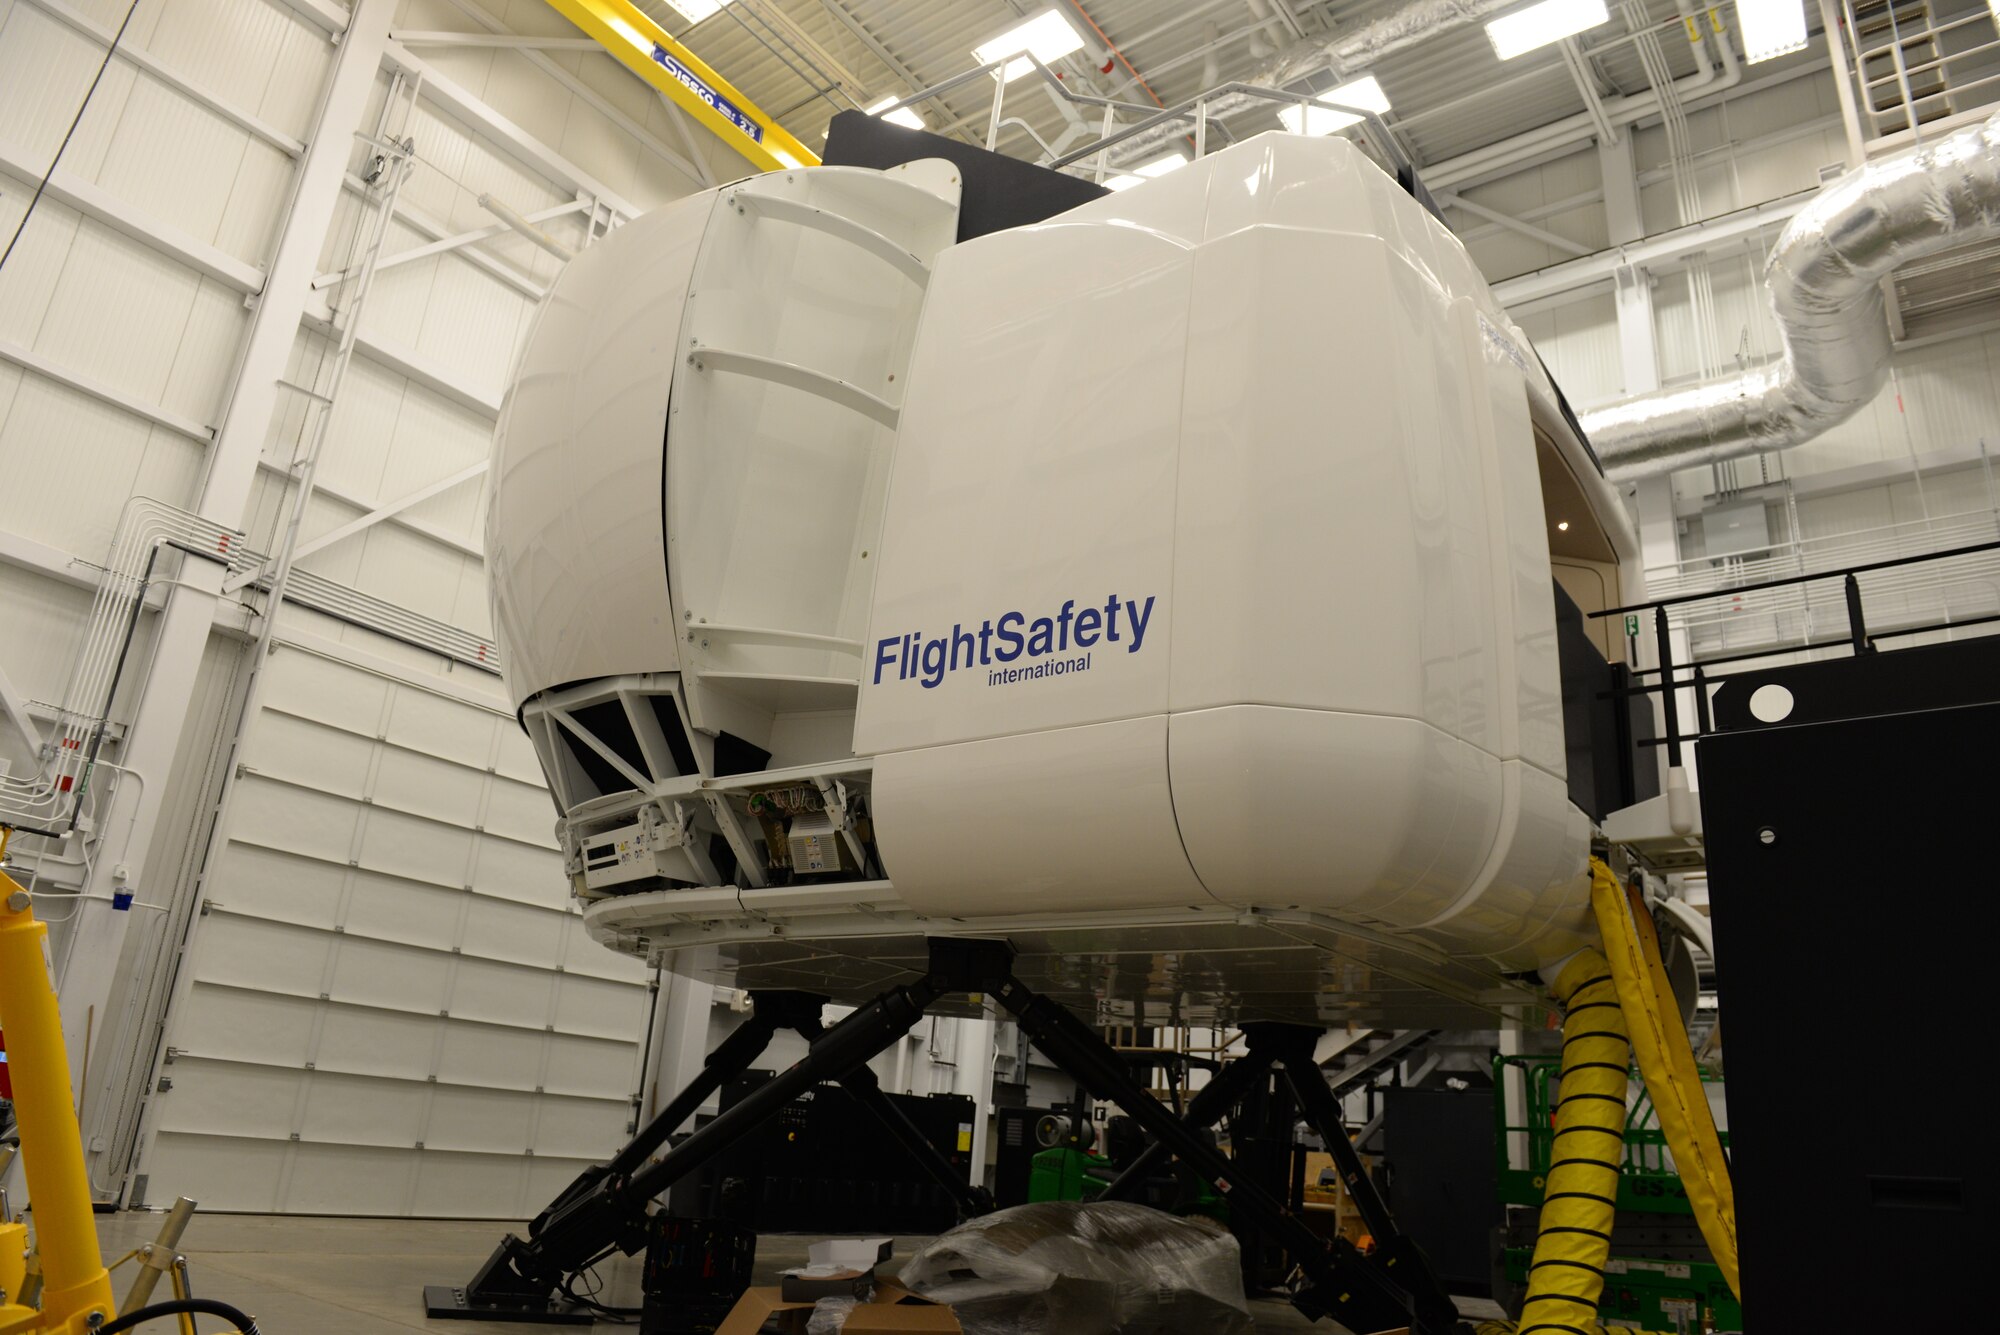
[
  {"left": 1425, "top": 19, "right": 1739, "bottom": 190},
  {"left": 1660, "top": 896, "right": 1714, "bottom": 962},
  {"left": 478, "top": 193, "right": 576, "bottom": 261},
  {"left": 1582, "top": 106, "right": 2000, "bottom": 480}
]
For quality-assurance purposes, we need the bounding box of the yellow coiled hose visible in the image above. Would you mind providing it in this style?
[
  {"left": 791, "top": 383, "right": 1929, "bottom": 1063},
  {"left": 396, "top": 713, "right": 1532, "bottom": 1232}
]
[
  {"left": 1510, "top": 948, "right": 1633, "bottom": 1335},
  {"left": 1482, "top": 859, "right": 1740, "bottom": 1335}
]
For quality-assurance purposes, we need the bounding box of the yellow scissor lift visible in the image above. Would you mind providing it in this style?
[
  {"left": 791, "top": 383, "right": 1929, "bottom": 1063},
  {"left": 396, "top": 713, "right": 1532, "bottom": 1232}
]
[{"left": 1, "top": 828, "right": 253, "bottom": 1335}]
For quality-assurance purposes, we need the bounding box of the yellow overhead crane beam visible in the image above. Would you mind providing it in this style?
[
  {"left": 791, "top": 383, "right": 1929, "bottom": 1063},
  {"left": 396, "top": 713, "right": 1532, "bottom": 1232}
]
[{"left": 542, "top": 0, "right": 821, "bottom": 173}]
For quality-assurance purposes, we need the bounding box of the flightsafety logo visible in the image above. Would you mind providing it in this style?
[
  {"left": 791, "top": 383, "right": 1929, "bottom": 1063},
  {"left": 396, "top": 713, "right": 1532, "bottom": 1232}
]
[{"left": 873, "top": 595, "right": 1158, "bottom": 690}]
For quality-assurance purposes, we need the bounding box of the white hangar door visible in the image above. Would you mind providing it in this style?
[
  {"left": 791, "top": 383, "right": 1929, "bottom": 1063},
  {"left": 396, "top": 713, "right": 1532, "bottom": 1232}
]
[{"left": 135, "top": 636, "right": 655, "bottom": 1216}]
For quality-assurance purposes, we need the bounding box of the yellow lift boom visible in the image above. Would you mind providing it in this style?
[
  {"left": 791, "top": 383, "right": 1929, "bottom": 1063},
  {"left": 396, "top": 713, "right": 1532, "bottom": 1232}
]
[
  {"left": 542, "top": 0, "right": 822, "bottom": 173},
  {"left": 0, "top": 828, "right": 116, "bottom": 1335}
]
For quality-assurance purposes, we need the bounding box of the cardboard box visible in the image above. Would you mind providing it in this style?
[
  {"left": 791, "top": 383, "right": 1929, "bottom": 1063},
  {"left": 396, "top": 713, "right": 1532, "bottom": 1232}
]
[
  {"left": 808, "top": 1238, "right": 895, "bottom": 1269},
  {"left": 715, "top": 1278, "right": 959, "bottom": 1335},
  {"left": 778, "top": 1268, "right": 872, "bottom": 1303}
]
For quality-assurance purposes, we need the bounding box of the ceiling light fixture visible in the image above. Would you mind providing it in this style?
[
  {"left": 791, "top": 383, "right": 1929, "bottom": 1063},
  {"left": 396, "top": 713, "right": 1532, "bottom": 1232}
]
[
  {"left": 1557, "top": 520, "right": 1570, "bottom": 531},
  {"left": 660, "top": 0, "right": 732, "bottom": 24},
  {"left": 867, "top": 96, "right": 925, "bottom": 130},
  {"left": 1277, "top": 75, "right": 1392, "bottom": 136},
  {"left": 1736, "top": 0, "right": 1809, "bottom": 63},
  {"left": 973, "top": 9, "right": 1086, "bottom": 84},
  {"left": 1132, "top": 152, "right": 1188, "bottom": 178},
  {"left": 1103, "top": 174, "right": 1145, "bottom": 191},
  {"left": 1485, "top": 0, "right": 1610, "bottom": 60}
]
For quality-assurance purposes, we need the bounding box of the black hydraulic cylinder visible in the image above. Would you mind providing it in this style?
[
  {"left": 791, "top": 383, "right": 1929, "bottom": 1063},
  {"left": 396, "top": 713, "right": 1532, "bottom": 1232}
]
[
  {"left": 989, "top": 979, "right": 1430, "bottom": 1334},
  {"left": 614, "top": 975, "right": 943, "bottom": 1210},
  {"left": 787, "top": 1008, "right": 995, "bottom": 1220},
  {"left": 1845, "top": 571, "right": 1874, "bottom": 652},
  {"left": 1258, "top": 1025, "right": 1462, "bottom": 1335},
  {"left": 1095, "top": 1049, "right": 1272, "bottom": 1202},
  {"left": 1655, "top": 605, "right": 1683, "bottom": 767},
  {"left": 838, "top": 1062, "right": 995, "bottom": 1218},
  {"left": 605, "top": 1003, "right": 791, "bottom": 1179}
]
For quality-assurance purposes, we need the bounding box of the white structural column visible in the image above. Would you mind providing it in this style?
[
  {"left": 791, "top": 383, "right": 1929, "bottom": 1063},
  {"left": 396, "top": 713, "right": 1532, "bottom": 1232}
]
[
  {"left": 1599, "top": 134, "right": 1695, "bottom": 788},
  {"left": 60, "top": 0, "right": 399, "bottom": 1165},
  {"left": 952, "top": 1016, "right": 996, "bottom": 1188}
]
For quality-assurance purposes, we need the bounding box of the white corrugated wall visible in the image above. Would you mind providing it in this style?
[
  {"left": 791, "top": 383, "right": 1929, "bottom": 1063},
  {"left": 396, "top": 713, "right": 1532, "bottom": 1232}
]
[{"left": 0, "top": 0, "right": 738, "bottom": 1215}]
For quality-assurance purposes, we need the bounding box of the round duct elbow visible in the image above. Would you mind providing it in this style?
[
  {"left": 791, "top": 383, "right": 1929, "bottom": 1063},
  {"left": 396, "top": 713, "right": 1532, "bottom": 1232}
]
[{"left": 1584, "top": 108, "right": 2000, "bottom": 483}]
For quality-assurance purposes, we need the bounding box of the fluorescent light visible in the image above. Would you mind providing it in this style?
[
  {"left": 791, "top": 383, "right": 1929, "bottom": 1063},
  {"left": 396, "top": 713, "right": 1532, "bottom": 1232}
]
[
  {"left": 1485, "top": 0, "right": 1610, "bottom": 60},
  {"left": 1736, "top": 0, "right": 1809, "bottom": 63},
  {"left": 1277, "top": 75, "right": 1391, "bottom": 136},
  {"left": 973, "top": 8, "right": 1086, "bottom": 83},
  {"left": 1132, "top": 152, "right": 1187, "bottom": 177},
  {"left": 660, "top": 0, "right": 731, "bottom": 24},
  {"left": 1102, "top": 174, "right": 1144, "bottom": 191},
  {"left": 867, "top": 96, "right": 925, "bottom": 130}
]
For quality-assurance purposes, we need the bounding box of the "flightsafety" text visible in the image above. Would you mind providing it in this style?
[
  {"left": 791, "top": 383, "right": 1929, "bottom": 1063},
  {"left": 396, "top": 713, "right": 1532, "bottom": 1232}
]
[{"left": 872, "top": 594, "right": 1156, "bottom": 689}]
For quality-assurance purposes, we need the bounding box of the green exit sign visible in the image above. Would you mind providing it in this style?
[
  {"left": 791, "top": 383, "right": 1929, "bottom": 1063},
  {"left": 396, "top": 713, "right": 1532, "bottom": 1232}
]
[{"left": 1624, "top": 614, "right": 1641, "bottom": 637}]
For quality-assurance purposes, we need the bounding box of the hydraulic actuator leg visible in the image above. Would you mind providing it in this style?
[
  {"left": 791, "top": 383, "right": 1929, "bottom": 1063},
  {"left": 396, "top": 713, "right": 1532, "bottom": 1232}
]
[
  {"left": 1250, "top": 1023, "right": 1464, "bottom": 1335},
  {"left": 987, "top": 977, "right": 1452, "bottom": 1334},
  {"left": 434, "top": 990, "right": 823, "bottom": 1320},
  {"left": 431, "top": 978, "right": 942, "bottom": 1321},
  {"left": 1094, "top": 1048, "right": 1273, "bottom": 1202},
  {"left": 432, "top": 937, "right": 1467, "bottom": 1334}
]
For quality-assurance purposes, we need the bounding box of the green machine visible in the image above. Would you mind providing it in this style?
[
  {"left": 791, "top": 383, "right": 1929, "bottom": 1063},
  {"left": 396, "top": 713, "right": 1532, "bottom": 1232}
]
[
  {"left": 1026, "top": 1110, "right": 1114, "bottom": 1203},
  {"left": 1494, "top": 1056, "right": 1741, "bottom": 1332},
  {"left": 1025, "top": 1109, "right": 1225, "bottom": 1223}
]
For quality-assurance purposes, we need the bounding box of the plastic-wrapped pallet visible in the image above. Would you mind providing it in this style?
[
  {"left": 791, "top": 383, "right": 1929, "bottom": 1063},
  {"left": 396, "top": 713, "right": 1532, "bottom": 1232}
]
[{"left": 897, "top": 1202, "right": 1253, "bottom": 1335}]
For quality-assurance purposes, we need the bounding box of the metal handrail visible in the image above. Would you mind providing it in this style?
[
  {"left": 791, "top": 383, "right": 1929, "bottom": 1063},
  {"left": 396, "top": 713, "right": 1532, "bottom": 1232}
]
[
  {"left": 869, "top": 54, "right": 1411, "bottom": 182},
  {"left": 1592, "top": 537, "right": 2000, "bottom": 619}
]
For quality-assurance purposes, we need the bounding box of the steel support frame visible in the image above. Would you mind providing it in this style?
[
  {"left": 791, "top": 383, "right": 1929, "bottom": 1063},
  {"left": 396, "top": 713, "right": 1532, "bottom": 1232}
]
[
  {"left": 432, "top": 0, "right": 713, "bottom": 193},
  {"left": 435, "top": 940, "right": 1467, "bottom": 1335},
  {"left": 24, "top": 0, "right": 306, "bottom": 156},
  {"left": 1439, "top": 192, "right": 1592, "bottom": 257},
  {"left": 63, "top": 0, "right": 400, "bottom": 1194},
  {"left": 0, "top": 139, "right": 262, "bottom": 293},
  {"left": 312, "top": 198, "right": 586, "bottom": 292},
  {"left": 335, "top": 172, "right": 552, "bottom": 300}
]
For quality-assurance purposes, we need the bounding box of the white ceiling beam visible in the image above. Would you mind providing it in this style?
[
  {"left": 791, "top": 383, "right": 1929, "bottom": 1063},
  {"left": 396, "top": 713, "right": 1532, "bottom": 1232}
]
[
  {"left": 267, "top": 0, "right": 350, "bottom": 36},
  {"left": 25, "top": 0, "right": 305, "bottom": 155},
  {"left": 333, "top": 173, "right": 548, "bottom": 299},
  {"left": 436, "top": 0, "right": 712, "bottom": 197},
  {"left": 0, "top": 526, "right": 96, "bottom": 592},
  {"left": 0, "top": 336, "right": 215, "bottom": 440},
  {"left": 1492, "top": 189, "right": 1820, "bottom": 308},
  {"left": 0, "top": 658, "right": 47, "bottom": 756},
  {"left": 1440, "top": 192, "right": 1593, "bottom": 257},
  {"left": 301, "top": 296, "right": 505, "bottom": 417},
  {"left": 229, "top": 459, "right": 487, "bottom": 589},
  {"left": 0, "top": 138, "right": 265, "bottom": 294},
  {"left": 389, "top": 30, "right": 603, "bottom": 50},
  {"left": 300, "top": 287, "right": 504, "bottom": 417},
  {"left": 253, "top": 457, "right": 485, "bottom": 560},
  {"left": 431, "top": 0, "right": 710, "bottom": 194},
  {"left": 316, "top": 189, "right": 579, "bottom": 292},
  {"left": 383, "top": 43, "right": 645, "bottom": 221},
  {"left": 659, "top": 92, "right": 718, "bottom": 187}
]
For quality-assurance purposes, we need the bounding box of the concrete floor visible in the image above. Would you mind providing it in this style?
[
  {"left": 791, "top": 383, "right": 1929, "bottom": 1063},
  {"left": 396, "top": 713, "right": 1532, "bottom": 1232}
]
[{"left": 93, "top": 1211, "right": 1505, "bottom": 1333}]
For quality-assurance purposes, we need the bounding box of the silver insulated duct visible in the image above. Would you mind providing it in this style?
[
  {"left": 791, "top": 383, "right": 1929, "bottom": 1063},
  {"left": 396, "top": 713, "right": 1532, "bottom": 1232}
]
[
  {"left": 1107, "top": 0, "right": 1517, "bottom": 166},
  {"left": 1583, "top": 107, "right": 2000, "bottom": 482}
]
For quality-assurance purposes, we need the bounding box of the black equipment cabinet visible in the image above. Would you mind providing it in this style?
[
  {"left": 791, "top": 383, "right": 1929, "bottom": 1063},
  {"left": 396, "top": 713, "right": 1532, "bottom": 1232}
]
[
  {"left": 1699, "top": 638, "right": 2000, "bottom": 1332},
  {"left": 1380, "top": 1084, "right": 1498, "bottom": 1295},
  {"left": 691, "top": 1072, "right": 975, "bottom": 1235}
]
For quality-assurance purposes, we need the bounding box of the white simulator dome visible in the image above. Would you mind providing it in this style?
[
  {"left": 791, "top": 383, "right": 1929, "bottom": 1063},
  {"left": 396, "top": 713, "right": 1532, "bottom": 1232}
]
[{"left": 486, "top": 133, "right": 1641, "bottom": 1028}]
